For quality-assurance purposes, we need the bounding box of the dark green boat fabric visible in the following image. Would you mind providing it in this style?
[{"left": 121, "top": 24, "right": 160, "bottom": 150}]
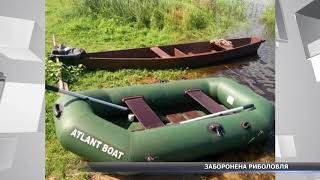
[{"left": 54, "top": 77, "right": 274, "bottom": 162}]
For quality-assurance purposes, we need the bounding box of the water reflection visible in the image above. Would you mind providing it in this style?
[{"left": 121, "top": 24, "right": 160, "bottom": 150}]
[
  {"left": 193, "top": 0, "right": 275, "bottom": 157},
  {"left": 193, "top": 0, "right": 275, "bottom": 103}
]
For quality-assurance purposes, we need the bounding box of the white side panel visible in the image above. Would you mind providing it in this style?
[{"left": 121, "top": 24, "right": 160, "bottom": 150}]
[
  {"left": 0, "top": 137, "right": 17, "bottom": 171},
  {"left": 0, "top": 47, "right": 41, "bottom": 62},
  {"left": 308, "top": 38, "right": 320, "bottom": 58},
  {"left": 0, "top": 16, "right": 34, "bottom": 49},
  {"left": 277, "top": 135, "right": 297, "bottom": 158},
  {"left": 0, "top": 82, "right": 44, "bottom": 133},
  {"left": 310, "top": 55, "right": 320, "bottom": 81}
]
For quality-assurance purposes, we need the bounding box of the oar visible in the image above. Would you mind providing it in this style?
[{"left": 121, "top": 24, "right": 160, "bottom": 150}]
[
  {"left": 45, "top": 84, "right": 129, "bottom": 112},
  {"left": 179, "top": 104, "right": 254, "bottom": 124}
]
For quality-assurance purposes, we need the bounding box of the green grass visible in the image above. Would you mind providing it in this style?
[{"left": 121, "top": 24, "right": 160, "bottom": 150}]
[
  {"left": 260, "top": 0, "right": 275, "bottom": 37},
  {"left": 46, "top": 0, "right": 248, "bottom": 54},
  {"left": 45, "top": 0, "right": 249, "bottom": 179}
]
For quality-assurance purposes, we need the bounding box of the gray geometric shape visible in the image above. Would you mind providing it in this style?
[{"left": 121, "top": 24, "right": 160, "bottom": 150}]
[
  {"left": 277, "top": 173, "right": 310, "bottom": 180},
  {"left": 312, "top": 173, "right": 320, "bottom": 179},
  {"left": 0, "top": 16, "right": 44, "bottom": 84},
  {"left": 0, "top": 137, "right": 17, "bottom": 171},
  {"left": 0, "top": 58, "right": 44, "bottom": 84},
  {"left": 296, "top": 14, "right": 320, "bottom": 59},
  {"left": 275, "top": 135, "right": 297, "bottom": 158},
  {"left": 37, "top": 98, "right": 45, "bottom": 133},
  {"left": 0, "top": 16, "right": 43, "bottom": 59},
  {"left": 0, "top": 83, "right": 44, "bottom": 133},
  {"left": 296, "top": 0, "right": 320, "bottom": 82},
  {"left": 0, "top": 132, "right": 44, "bottom": 179},
  {"left": 275, "top": 135, "right": 281, "bottom": 158},
  {"left": 0, "top": 0, "right": 44, "bottom": 29},
  {"left": 0, "top": 0, "right": 44, "bottom": 179},
  {"left": 296, "top": 0, "right": 320, "bottom": 59},
  {"left": 310, "top": 56, "right": 320, "bottom": 81},
  {"left": 276, "top": 0, "right": 288, "bottom": 42},
  {"left": 29, "top": 22, "right": 44, "bottom": 60},
  {"left": 276, "top": 0, "right": 320, "bottom": 163},
  {"left": 0, "top": 72, "right": 5, "bottom": 102},
  {"left": 297, "top": 0, "right": 320, "bottom": 19}
]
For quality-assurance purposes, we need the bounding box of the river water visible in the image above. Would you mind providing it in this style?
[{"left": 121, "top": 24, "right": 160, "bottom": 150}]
[
  {"left": 194, "top": 0, "right": 275, "bottom": 156},
  {"left": 193, "top": 0, "right": 275, "bottom": 103}
]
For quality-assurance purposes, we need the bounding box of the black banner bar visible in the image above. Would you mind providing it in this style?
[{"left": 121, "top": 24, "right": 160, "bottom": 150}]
[{"left": 86, "top": 162, "right": 320, "bottom": 173}]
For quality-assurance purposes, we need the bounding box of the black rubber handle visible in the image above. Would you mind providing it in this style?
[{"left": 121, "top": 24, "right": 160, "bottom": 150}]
[
  {"left": 45, "top": 84, "right": 60, "bottom": 93},
  {"left": 243, "top": 104, "right": 254, "bottom": 109}
]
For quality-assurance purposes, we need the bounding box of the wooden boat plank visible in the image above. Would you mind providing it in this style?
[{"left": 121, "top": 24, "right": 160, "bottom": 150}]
[
  {"left": 183, "top": 110, "right": 202, "bottom": 119},
  {"left": 166, "top": 113, "right": 186, "bottom": 124},
  {"left": 150, "top": 47, "right": 171, "bottom": 58},
  {"left": 166, "top": 110, "right": 202, "bottom": 123},
  {"left": 185, "top": 89, "right": 225, "bottom": 114},
  {"left": 123, "top": 96, "right": 165, "bottom": 129},
  {"left": 174, "top": 48, "right": 187, "bottom": 57}
]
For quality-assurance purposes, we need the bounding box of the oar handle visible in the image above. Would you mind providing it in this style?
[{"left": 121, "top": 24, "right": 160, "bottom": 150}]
[
  {"left": 46, "top": 84, "right": 59, "bottom": 92},
  {"left": 45, "top": 84, "right": 129, "bottom": 112}
]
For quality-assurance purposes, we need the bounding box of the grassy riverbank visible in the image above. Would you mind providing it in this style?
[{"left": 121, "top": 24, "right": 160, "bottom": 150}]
[
  {"left": 46, "top": 0, "right": 248, "bottom": 54},
  {"left": 45, "top": 0, "right": 274, "bottom": 179},
  {"left": 261, "top": 0, "right": 275, "bottom": 37}
]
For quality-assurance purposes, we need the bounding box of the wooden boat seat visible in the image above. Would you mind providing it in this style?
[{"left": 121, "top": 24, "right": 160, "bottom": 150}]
[
  {"left": 185, "top": 89, "right": 225, "bottom": 113},
  {"left": 150, "top": 47, "right": 171, "bottom": 58},
  {"left": 123, "top": 96, "right": 165, "bottom": 129},
  {"left": 174, "top": 48, "right": 187, "bottom": 57}
]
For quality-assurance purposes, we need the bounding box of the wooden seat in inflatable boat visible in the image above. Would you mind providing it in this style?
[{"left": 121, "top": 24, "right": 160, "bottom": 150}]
[
  {"left": 122, "top": 96, "right": 165, "bottom": 129},
  {"left": 167, "top": 89, "right": 226, "bottom": 124},
  {"left": 123, "top": 90, "right": 225, "bottom": 128},
  {"left": 185, "top": 89, "right": 225, "bottom": 113}
]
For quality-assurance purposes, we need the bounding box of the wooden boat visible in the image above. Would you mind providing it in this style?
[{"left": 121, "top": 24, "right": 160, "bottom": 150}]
[
  {"left": 50, "top": 36, "right": 265, "bottom": 70},
  {"left": 52, "top": 77, "right": 274, "bottom": 162}
]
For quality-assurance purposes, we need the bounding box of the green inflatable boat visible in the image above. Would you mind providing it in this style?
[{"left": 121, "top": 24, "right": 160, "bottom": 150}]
[{"left": 52, "top": 77, "right": 274, "bottom": 162}]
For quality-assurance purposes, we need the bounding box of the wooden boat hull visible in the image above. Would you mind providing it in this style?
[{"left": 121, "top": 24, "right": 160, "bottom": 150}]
[
  {"left": 57, "top": 37, "right": 265, "bottom": 70},
  {"left": 53, "top": 77, "right": 274, "bottom": 162}
]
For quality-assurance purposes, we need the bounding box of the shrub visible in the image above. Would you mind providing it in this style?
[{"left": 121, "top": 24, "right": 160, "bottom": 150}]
[{"left": 184, "top": 7, "right": 208, "bottom": 30}]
